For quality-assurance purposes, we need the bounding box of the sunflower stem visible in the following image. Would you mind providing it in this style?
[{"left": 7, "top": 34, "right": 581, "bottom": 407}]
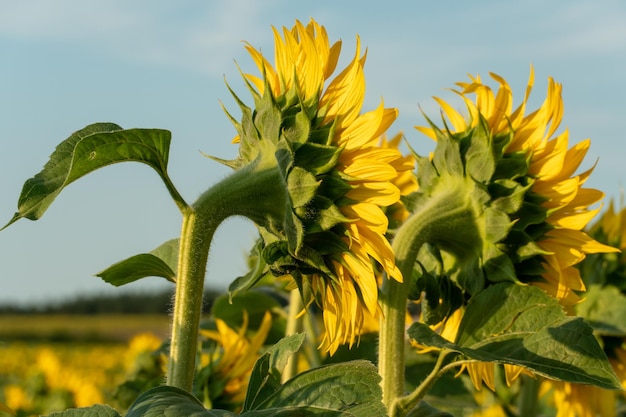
[
  {"left": 379, "top": 183, "right": 476, "bottom": 415},
  {"left": 167, "top": 159, "right": 288, "bottom": 390},
  {"left": 379, "top": 209, "right": 428, "bottom": 414},
  {"left": 518, "top": 374, "right": 540, "bottom": 416},
  {"left": 392, "top": 350, "right": 452, "bottom": 417},
  {"left": 283, "top": 289, "right": 304, "bottom": 382},
  {"left": 168, "top": 207, "right": 216, "bottom": 389}
]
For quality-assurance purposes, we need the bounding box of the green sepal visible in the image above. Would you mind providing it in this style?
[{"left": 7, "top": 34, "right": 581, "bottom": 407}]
[
  {"left": 460, "top": 118, "right": 496, "bottom": 183},
  {"left": 484, "top": 207, "right": 512, "bottom": 243},
  {"left": 302, "top": 195, "right": 352, "bottom": 232},
  {"left": 493, "top": 149, "right": 530, "bottom": 181},
  {"left": 287, "top": 166, "right": 320, "bottom": 208},
  {"left": 408, "top": 283, "right": 622, "bottom": 390},
  {"left": 481, "top": 243, "right": 519, "bottom": 284},
  {"left": 228, "top": 238, "right": 271, "bottom": 298},
  {"left": 281, "top": 110, "right": 311, "bottom": 148},
  {"left": 489, "top": 179, "right": 532, "bottom": 213},
  {"left": 294, "top": 142, "right": 343, "bottom": 176},
  {"left": 254, "top": 88, "right": 282, "bottom": 145}
]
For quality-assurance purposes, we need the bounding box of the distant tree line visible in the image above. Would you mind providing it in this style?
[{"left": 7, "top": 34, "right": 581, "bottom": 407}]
[{"left": 0, "top": 288, "right": 223, "bottom": 315}]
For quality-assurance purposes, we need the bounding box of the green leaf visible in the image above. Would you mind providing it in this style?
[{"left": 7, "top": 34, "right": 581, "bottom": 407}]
[
  {"left": 407, "top": 283, "right": 622, "bottom": 389},
  {"left": 253, "top": 360, "right": 386, "bottom": 417},
  {"left": 576, "top": 285, "right": 626, "bottom": 336},
  {"left": 126, "top": 385, "right": 236, "bottom": 417},
  {"left": 45, "top": 404, "right": 122, "bottom": 417},
  {"left": 96, "top": 239, "right": 179, "bottom": 286},
  {"left": 244, "top": 333, "right": 306, "bottom": 412},
  {"left": 3, "top": 123, "right": 182, "bottom": 229}
]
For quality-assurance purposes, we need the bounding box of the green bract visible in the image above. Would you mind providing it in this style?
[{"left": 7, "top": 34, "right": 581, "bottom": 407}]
[
  {"left": 408, "top": 116, "right": 551, "bottom": 322},
  {"left": 214, "top": 78, "right": 351, "bottom": 290}
]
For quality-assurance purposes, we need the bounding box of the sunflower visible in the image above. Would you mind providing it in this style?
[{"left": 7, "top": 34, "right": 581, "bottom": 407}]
[
  {"left": 199, "top": 311, "right": 272, "bottom": 410},
  {"left": 218, "top": 19, "right": 404, "bottom": 354},
  {"left": 415, "top": 67, "right": 618, "bottom": 305}
]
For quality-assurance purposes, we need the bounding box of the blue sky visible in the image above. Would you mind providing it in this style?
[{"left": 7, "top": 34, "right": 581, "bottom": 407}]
[{"left": 1, "top": 0, "right": 625, "bottom": 305}]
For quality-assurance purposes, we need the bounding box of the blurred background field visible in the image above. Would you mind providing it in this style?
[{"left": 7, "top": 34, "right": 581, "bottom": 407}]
[{"left": 0, "top": 289, "right": 220, "bottom": 416}]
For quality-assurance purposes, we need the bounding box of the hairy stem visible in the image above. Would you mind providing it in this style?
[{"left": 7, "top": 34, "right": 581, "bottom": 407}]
[
  {"left": 393, "top": 350, "right": 452, "bottom": 417},
  {"left": 379, "top": 210, "right": 428, "bottom": 413},
  {"left": 379, "top": 181, "right": 475, "bottom": 415},
  {"left": 282, "top": 289, "right": 304, "bottom": 382},
  {"left": 167, "top": 160, "right": 288, "bottom": 390},
  {"left": 168, "top": 208, "right": 216, "bottom": 389}
]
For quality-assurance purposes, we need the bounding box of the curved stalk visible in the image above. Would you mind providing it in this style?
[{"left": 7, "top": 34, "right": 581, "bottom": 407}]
[
  {"left": 168, "top": 207, "right": 216, "bottom": 389},
  {"left": 379, "top": 210, "right": 429, "bottom": 412},
  {"left": 167, "top": 160, "right": 288, "bottom": 390},
  {"left": 379, "top": 180, "right": 479, "bottom": 415}
]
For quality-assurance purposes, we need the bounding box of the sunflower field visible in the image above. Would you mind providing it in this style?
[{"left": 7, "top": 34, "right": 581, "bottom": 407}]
[{"left": 2, "top": 17, "right": 626, "bottom": 417}]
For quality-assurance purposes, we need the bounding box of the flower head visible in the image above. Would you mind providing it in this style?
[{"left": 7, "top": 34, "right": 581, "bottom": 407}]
[
  {"left": 220, "top": 19, "right": 404, "bottom": 354},
  {"left": 199, "top": 311, "right": 272, "bottom": 409},
  {"left": 414, "top": 67, "right": 618, "bottom": 306}
]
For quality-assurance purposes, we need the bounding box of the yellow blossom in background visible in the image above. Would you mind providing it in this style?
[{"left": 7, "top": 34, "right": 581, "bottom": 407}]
[
  {"left": 542, "top": 380, "right": 616, "bottom": 417},
  {"left": 0, "top": 333, "right": 166, "bottom": 415},
  {"left": 226, "top": 18, "right": 406, "bottom": 354},
  {"left": 199, "top": 311, "right": 272, "bottom": 408},
  {"left": 3, "top": 385, "right": 30, "bottom": 413}
]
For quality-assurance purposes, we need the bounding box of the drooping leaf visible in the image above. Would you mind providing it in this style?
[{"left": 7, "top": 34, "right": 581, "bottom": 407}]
[
  {"left": 45, "top": 404, "right": 122, "bottom": 417},
  {"left": 3, "top": 123, "right": 182, "bottom": 229},
  {"left": 244, "top": 333, "right": 305, "bottom": 412},
  {"left": 408, "top": 283, "right": 622, "bottom": 389},
  {"left": 126, "top": 385, "right": 236, "bottom": 417},
  {"left": 251, "top": 360, "right": 386, "bottom": 417},
  {"left": 96, "top": 239, "right": 179, "bottom": 286}
]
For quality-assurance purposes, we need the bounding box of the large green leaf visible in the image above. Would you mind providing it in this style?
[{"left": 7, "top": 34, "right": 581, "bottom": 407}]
[
  {"left": 96, "top": 239, "right": 179, "bottom": 286},
  {"left": 251, "top": 360, "right": 386, "bottom": 417},
  {"left": 408, "top": 283, "right": 621, "bottom": 389},
  {"left": 3, "top": 123, "right": 184, "bottom": 229},
  {"left": 45, "top": 404, "right": 121, "bottom": 417},
  {"left": 126, "top": 386, "right": 236, "bottom": 417},
  {"left": 244, "top": 333, "right": 305, "bottom": 412}
]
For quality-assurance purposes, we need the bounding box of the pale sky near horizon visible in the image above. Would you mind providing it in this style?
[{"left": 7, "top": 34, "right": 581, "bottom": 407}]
[{"left": 1, "top": 1, "right": 625, "bottom": 305}]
